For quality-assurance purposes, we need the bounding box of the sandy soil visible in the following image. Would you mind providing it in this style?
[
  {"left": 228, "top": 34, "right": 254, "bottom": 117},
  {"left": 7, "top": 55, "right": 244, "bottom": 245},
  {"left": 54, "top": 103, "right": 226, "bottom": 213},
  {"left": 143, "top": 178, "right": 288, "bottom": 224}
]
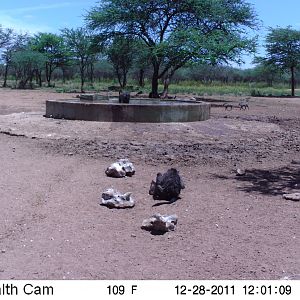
[{"left": 0, "top": 88, "right": 299, "bottom": 280}]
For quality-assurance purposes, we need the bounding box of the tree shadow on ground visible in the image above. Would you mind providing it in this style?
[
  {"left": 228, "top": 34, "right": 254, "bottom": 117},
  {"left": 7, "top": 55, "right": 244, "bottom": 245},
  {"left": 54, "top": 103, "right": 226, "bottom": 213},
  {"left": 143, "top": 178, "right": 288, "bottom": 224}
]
[{"left": 213, "top": 164, "right": 300, "bottom": 196}]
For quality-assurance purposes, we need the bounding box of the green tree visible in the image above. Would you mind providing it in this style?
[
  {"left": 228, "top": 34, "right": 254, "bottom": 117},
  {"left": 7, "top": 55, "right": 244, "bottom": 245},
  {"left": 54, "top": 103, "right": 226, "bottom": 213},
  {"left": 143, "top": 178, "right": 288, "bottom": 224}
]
[
  {"left": 30, "top": 32, "right": 67, "bottom": 87},
  {"left": 0, "top": 27, "right": 16, "bottom": 87},
  {"left": 86, "top": 0, "right": 258, "bottom": 97},
  {"left": 0, "top": 25, "right": 13, "bottom": 48},
  {"left": 107, "top": 36, "right": 136, "bottom": 88},
  {"left": 133, "top": 41, "right": 152, "bottom": 87},
  {"left": 263, "top": 27, "right": 300, "bottom": 96},
  {"left": 61, "top": 27, "right": 97, "bottom": 92},
  {"left": 252, "top": 57, "right": 281, "bottom": 87},
  {"left": 11, "top": 49, "right": 46, "bottom": 89},
  {"left": 1, "top": 32, "right": 30, "bottom": 87}
]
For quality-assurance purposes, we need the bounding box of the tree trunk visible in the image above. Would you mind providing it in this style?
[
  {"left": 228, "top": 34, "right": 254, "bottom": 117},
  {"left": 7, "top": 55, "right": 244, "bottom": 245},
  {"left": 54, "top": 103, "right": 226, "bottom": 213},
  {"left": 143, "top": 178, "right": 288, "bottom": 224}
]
[
  {"left": 150, "top": 65, "right": 160, "bottom": 98},
  {"left": 62, "top": 67, "right": 66, "bottom": 84},
  {"left": 29, "top": 73, "right": 34, "bottom": 89},
  {"left": 89, "top": 63, "right": 94, "bottom": 84},
  {"left": 18, "top": 77, "right": 29, "bottom": 89},
  {"left": 46, "top": 63, "right": 51, "bottom": 87},
  {"left": 2, "top": 64, "right": 9, "bottom": 88},
  {"left": 161, "top": 77, "right": 170, "bottom": 99},
  {"left": 38, "top": 71, "right": 42, "bottom": 87},
  {"left": 267, "top": 78, "right": 273, "bottom": 87},
  {"left": 80, "top": 58, "right": 85, "bottom": 93},
  {"left": 81, "top": 72, "right": 85, "bottom": 93},
  {"left": 138, "top": 69, "right": 145, "bottom": 87},
  {"left": 291, "top": 66, "right": 295, "bottom": 96},
  {"left": 122, "top": 68, "right": 127, "bottom": 88},
  {"left": 116, "top": 68, "right": 123, "bottom": 88}
]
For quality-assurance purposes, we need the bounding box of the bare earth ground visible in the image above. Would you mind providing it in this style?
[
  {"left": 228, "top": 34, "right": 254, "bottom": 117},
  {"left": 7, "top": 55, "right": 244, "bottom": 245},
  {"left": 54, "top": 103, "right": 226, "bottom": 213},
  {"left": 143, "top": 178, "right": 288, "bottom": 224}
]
[{"left": 0, "top": 89, "right": 299, "bottom": 280}]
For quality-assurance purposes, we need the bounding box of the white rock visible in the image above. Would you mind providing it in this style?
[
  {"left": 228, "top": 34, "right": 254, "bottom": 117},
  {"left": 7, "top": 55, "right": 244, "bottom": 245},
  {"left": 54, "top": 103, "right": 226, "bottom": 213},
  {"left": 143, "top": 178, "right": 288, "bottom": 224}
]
[
  {"left": 236, "top": 168, "right": 246, "bottom": 176},
  {"left": 105, "top": 159, "right": 135, "bottom": 178},
  {"left": 101, "top": 188, "right": 135, "bottom": 208},
  {"left": 141, "top": 214, "right": 178, "bottom": 232},
  {"left": 283, "top": 193, "right": 300, "bottom": 201}
]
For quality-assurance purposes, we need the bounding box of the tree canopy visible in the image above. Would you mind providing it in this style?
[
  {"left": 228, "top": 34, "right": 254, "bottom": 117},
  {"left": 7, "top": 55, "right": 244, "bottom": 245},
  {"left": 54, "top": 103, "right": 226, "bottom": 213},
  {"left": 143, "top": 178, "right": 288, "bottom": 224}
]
[
  {"left": 0, "top": 26, "right": 13, "bottom": 48},
  {"left": 11, "top": 49, "right": 46, "bottom": 89},
  {"left": 107, "top": 36, "right": 136, "bottom": 88},
  {"left": 262, "top": 27, "right": 300, "bottom": 96},
  {"left": 30, "top": 33, "right": 67, "bottom": 87},
  {"left": 86, "top": 0, "right": 258, "bottom": 97},
  {"left": 61, "top": 27, "right": 96, "bottom": 92}
]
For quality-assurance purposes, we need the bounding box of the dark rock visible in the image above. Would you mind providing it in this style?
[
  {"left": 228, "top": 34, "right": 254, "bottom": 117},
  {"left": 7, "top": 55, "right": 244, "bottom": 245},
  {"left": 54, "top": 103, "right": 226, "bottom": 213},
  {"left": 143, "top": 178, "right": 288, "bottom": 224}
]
[{"left": 149, "top": 168, "right": 185, "bottom": 201}]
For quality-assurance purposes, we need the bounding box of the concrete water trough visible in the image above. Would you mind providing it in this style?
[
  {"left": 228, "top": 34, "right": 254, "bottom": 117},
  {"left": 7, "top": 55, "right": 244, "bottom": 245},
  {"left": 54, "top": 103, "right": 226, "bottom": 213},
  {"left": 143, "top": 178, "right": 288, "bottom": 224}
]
[{"left": 45, "top": 96, "right": 210, "bottom": 123}]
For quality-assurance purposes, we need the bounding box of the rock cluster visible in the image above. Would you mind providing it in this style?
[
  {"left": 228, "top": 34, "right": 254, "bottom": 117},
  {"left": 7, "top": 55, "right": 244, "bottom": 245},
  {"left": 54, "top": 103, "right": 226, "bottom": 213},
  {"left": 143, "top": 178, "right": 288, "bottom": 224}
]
[{"left": 103, "top": 161, "right": 182, "bottom": 233}]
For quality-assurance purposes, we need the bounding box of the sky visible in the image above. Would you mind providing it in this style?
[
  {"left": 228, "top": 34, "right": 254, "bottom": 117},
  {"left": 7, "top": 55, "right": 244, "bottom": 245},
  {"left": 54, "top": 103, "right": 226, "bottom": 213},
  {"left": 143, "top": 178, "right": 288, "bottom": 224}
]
[
  {"left": 0, "top": 0, "right": 96, "bottom": 33},
  {"left": 243, "top": 0, "right": 300, "bottom": 67},
  {"left": 1, "top": 0, "right": 300, "bottom": 68}
]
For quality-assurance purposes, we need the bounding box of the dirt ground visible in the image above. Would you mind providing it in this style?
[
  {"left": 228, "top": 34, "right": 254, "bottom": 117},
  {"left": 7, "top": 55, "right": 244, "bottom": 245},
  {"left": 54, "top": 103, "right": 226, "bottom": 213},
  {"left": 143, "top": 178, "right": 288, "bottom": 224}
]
[{"left": 0, "top": 88, "right": 299, "bottom": 280}]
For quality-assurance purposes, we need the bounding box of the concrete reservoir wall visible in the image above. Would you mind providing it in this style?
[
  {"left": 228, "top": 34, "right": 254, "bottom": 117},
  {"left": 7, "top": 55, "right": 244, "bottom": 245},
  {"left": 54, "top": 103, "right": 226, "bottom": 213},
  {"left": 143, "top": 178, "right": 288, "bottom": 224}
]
[{"left": 45, "top": 99, "right": 211, "bottom": 123}]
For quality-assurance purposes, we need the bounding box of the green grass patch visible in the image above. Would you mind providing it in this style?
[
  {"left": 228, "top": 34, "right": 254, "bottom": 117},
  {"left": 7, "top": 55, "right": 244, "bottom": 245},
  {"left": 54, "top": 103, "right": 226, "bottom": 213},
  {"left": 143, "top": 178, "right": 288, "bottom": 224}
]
[
  {"left": 165, "top": 81, "right": 294, "bottom": 97},
  {"left": 2, "top": 78, "right": 298, "bottom": 97}
]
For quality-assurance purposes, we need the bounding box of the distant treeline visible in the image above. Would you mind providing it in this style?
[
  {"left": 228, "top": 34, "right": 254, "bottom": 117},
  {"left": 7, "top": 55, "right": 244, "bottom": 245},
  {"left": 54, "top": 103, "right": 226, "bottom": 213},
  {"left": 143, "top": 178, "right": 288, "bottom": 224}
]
[
  {"left": 0, "top": 27, "right": 299, "bottom": 93},
  {"left": 0, "top": 58, "right": 298, "bottom": 89}
]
